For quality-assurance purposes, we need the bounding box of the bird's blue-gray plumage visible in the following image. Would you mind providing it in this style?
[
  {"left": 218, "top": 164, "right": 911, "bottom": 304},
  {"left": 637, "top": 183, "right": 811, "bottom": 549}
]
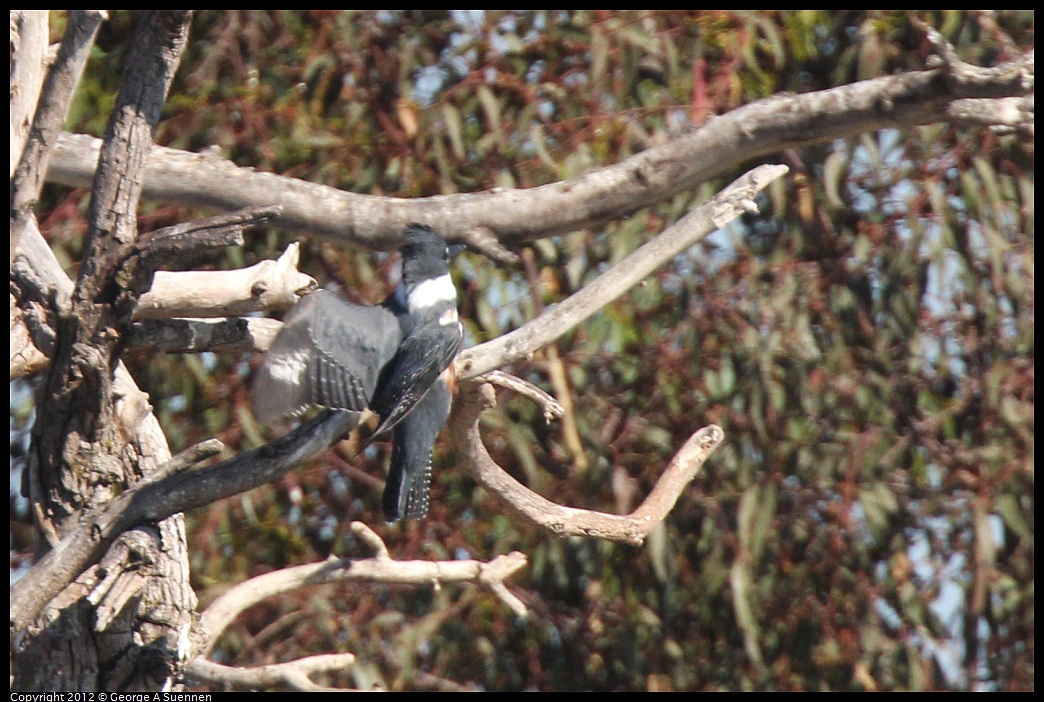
[
  {"left": 251, "top": 224, "right": 462, "bottom": 522},
  {"left": 251, "top": 290, "right": 402, "bottom": 424},
  {"left": 384, "top": 377, "right": 451, "bottom": 520},
  {"left": 369, "top": 318, "right": 461, "bottom": 439}
]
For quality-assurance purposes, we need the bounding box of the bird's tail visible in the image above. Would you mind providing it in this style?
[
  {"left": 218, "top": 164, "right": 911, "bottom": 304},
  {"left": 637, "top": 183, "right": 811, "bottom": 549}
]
[
  {"left": 383, "top": 448, "right": 432, "bottom": 521},
  {"left": 381, "top": 380, "right": 451, "bottom": 522}
]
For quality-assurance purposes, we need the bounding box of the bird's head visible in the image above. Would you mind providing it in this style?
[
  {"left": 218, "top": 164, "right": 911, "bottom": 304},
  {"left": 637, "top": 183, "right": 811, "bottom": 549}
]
[
  {"left": 395, "top": 224, "right": 459, "bottom": 315},
  {"left": 400, "top": 224, "right": 451, "bottom": 287}
]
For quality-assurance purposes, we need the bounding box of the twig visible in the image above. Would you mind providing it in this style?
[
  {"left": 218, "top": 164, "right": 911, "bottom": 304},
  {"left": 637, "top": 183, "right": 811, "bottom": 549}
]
[
  {"left": 458, "top": 225, "right": 520, "bottom": 265},
  {"left": 482, "top": 370, "right": 564, "bottom": 422},
  {"left": 149, "top": 438, "right": 226, "bottom": 480},
  {"left": 519, "top": 247, "right": 586, "bottom": 469},
  {"left": 351, "top": 521, "right": 390, "bottom": 560}
]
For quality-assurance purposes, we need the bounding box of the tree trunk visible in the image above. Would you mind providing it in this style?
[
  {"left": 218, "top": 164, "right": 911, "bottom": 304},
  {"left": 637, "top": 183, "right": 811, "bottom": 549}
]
[{"left": 13, "top": 11, "right": 199, "bottom": 691}]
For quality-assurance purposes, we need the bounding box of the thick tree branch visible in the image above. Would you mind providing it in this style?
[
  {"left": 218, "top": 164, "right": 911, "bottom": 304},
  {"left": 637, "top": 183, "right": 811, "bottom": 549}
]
[
  {"left": 126, "top": 316, "right": 283, "bottom": 354},
  {"left": 947, "top": 95, "right": 1034, "bottom": 136},
  {"left": 22, "top": 168, "right": 780, "bottom": 365},
  {"left": 10, "top": 224, "right": 218, "bottom": 634},
  {"left": 13, "top": 27, "right": 204, "bottom": 687},
  {"left": 45, "top": 51, "right": 1032, "bottom": 249},
  {"left": 134, "top": 240, "right": 315, "bottom": 319},
  {"left": 10, "top": 410, "right": 359, "bottom": 637},
  {"left": 10, "top": 11, "right": 49, "bottom": 266},
  {"left": 11, "top": 293, "right": 50, "bottom": 378},
  {"left": 74, "top": 11, "right": 193, "bottom": 303},
  {"left": 12, "top": 228, "right": 310, "bottom": 376}
]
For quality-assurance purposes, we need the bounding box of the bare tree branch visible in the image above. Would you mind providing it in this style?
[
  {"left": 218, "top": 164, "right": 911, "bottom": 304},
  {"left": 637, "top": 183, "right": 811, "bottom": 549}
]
[
  {"left": 10, "top": 293, "right": 49, "bottom": 378},
  {"left": 457, "top": 164, "right": 788, "bottom": 378},
  {"left": 919, "top": 21, "right": 1033, "bottom": 91},
  {"left": 126, "top": 316, "right": 283, "bottom": 354},
  {"left": 11, "top": 219, "right": 74, "bottom": 312},
  {"left": 518, "top": 246, "right": 585, "bottom": 469},
  {"left": 12, "top": 227, "right": 308, "bottom": 376},
  {"left": 130, "top": 204, "right": 282, "bottom": 275},
  {"left": 11, "top": 217, "right": 73, "bottom": 377},
  {"left": 11, "top": 223, "right": 226, "bottom": 635},
  {"left": 10, "top": 10, "right": 50, "bottom": 179},
  {"left": 912, "top": 20, "right": 1034, "bottom": 136},
  {"left": 11, "top": 10, "right": 106, "bottom": 264},
  {"left": 23, "top": 165, "right": 783, "bottom": 365},
  {"left": 87, "top": 529, "right": 159, "bottom": 631},
  {"left": 135, "top": 240, "right": 315, "bottom": 319},
  {"left": 20, "top": 169, "right": 782, "bottom": 365},
  {"left": 449, "top": 381, "right": 724, "bottom": 546},
  {"left": 484, "top": 370, "right": 565, "bottom": 423},
  {"left": 188, "top": 654, "right": 359, "bottom": 693},
  {"left": 947, "top": 95, "right": 1034, "bottom": 136},
  {"left": 187, "top": 522, "right": 527, "bottom": 691},
  {"left": 33, "top": 9, "right": 193, "bottom": 531},
  {"left": 9, "top": 409, "right": 358, "bottom": 636},
  {"left": 197, "top": 521, "right": 527, "bottom": 659},
  {"left": 44, "top": 50, "right": 1032, "bottom": 249}
]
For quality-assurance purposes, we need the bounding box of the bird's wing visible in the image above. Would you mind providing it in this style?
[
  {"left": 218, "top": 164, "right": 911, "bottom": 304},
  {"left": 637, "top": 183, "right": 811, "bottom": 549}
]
[
  {"left": 383, "top": 377, "right": 451, "bottom": 521},
  {"left": 367, "top": 321, "right": 462, "bottom": 440},
  {"left": 252, "top": 290, "right": 401, "bottom": 424}
]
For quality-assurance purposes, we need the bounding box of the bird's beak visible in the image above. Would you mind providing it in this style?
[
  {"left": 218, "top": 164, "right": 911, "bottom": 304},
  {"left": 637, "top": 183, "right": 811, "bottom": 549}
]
[{"left": 448, "top": 243, "right": 467, "bottom": 258}]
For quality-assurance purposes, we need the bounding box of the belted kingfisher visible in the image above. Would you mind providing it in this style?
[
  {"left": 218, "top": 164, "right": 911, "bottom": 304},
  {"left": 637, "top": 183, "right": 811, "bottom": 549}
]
[{"left": 251, "top": 224, "right": 463, "bottom": 522}]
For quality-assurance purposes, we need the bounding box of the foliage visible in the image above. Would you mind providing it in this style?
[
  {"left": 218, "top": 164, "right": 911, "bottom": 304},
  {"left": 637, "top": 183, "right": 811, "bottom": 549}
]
[{"left": 19, "top": 10, "right": 1033, "bottom": 691}]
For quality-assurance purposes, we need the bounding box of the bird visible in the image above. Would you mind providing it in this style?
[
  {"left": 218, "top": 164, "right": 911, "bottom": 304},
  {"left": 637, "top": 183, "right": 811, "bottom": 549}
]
[{"left": 251, "top": 224, "right": 463, "bottom": 522}]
